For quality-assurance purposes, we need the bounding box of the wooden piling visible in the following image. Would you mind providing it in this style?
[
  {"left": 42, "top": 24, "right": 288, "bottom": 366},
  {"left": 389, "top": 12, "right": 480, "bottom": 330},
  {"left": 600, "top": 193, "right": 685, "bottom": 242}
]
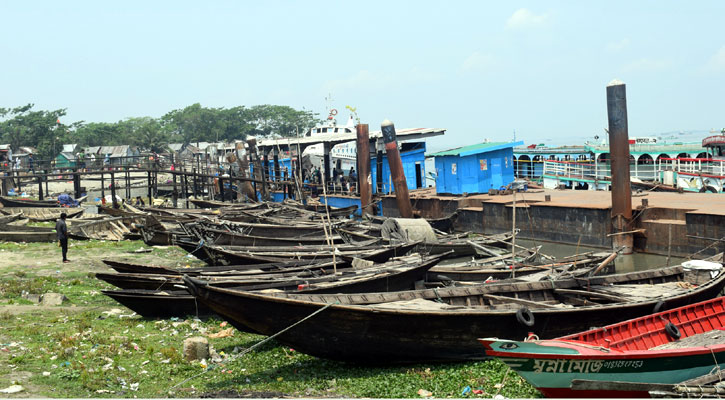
[
  {"left": 381, "top": 119, "right": 413, "bottom": 218},
  {"left": 356, "top": 124, "right": 373, "bottom": 216},
  {"left": 606, "top": 79, "right": 634, "bottom": 254}
]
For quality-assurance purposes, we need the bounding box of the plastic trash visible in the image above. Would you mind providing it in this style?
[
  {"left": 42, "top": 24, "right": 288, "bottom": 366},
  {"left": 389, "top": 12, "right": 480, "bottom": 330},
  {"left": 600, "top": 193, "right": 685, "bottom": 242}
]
[
  {"left": 0, "top": 385, "right": 23, "bottom": 394},
  {"left": 461, "top": 386, "right": 471, "bottom": 396}
]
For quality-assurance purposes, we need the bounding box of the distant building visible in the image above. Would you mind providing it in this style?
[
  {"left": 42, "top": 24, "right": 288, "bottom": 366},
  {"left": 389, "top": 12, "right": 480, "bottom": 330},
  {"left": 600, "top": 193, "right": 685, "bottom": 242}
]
[
  {"left": 98, "top": 145, "right": 140, "bottom": 166},
  {"left": 55, "top": 152, "right": 77, "bottom": 169},
  {"left": 430, "top": 141, "right": 523, "bottom": 195}
]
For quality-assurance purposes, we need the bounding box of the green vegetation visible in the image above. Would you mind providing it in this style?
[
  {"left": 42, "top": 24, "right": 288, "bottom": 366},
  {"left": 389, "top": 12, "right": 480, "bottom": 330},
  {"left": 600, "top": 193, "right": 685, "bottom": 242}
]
[
  {"left": 0, "top": 240, "right": 540, "bottom": 398},
  {"left": 0, "top": 103, "right": 321, "bottom": 159}
]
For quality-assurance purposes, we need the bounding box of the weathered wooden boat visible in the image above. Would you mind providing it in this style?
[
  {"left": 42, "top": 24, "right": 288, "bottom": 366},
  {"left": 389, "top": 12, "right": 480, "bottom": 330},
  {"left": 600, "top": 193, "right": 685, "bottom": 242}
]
[
  {"left": 479, "top": 295, "right": 725, "bottom": 398},
  {"left": 189, "top": 198, "right": 263, "bottom": 209},
  {"left": 183, "top": 255, "right": 725, "bottom": 363},
  {"left": 300, "top": 203, "right": 358, "bottom": 218},
  {"left": 427, "top": 251, "right": 609, "bottom": 283},
  {"left": 69, "top": 215, "right": 144, "bottom": 241},
  {"left": 418, "top": 231, "right": 514, "bottom": 257},
  {"left": 102, "top": 258, "right": 339, "bottom": 275},
  {"left": 1, "top": 207, "right": 84, "bottom": 222},
  {"left": 190, "top": 219, "right": 349, "bottom": 239},
  {"left": 101, "top": 253, "right": 444, "bottom": 294},
  {"left": 102, "top": 254, "right": 446, "bottom": 320},
  {"left": 193, "top": 226, "right": 346, "bottom": 247},
  {"left": 101, "top": 289, "right": 214, "bottom": 318},
  {"left": 0, "top": 213, "right": 23, "bottom": 225},
  {"left": 0, "top": 230, "right": 57, "bottom": 242},
  {"left": 0, "top": 196, "right": 59, "bottom": 208},
  {"left": 177, "top": 240, "right": 419, "bottom": 266}
]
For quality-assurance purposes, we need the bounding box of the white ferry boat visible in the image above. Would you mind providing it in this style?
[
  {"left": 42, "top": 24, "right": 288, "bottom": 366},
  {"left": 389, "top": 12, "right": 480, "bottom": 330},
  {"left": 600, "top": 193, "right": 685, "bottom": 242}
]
[{"left": 302, "top": 108, "right": 358, "bottom": 173}]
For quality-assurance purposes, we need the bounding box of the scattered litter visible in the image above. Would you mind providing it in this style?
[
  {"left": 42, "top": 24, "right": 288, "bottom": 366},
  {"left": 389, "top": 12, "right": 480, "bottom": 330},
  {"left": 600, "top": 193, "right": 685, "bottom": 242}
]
[
  {"left": 102, "top": 309, "right": 124, "bottom": 317},
  {"left": 0, "top": 385, "right": 24, "bottom": 394},
  {"left": 141, "top": 360, "right": 150, "bottom": 366},
  {"left": 130, "top": 248, "right": 152, "bottom": 253},
  {"left": 417, "top": 389, "right": 433, "bottom": 397},
  {"left": 207, "top": 328, "right": 234, "bottom": 339},
  {"left": 472, "top": 389, "right": 484, "bottom": 395},
  {"left": 160, "top": 359, "right": 171, "bottom": 364},
  {"left": 117, "top": 366, "right": 126, "bottom": 372},
  {"left": 219, "top": 321, "right": 228, "bottom": 328},
  {"left": 461, "top": 386, "right": 471, "bottom": 396},
  {"left": 130, "top": 382, "right": 139, "bottom": 391},
  {"left": 95, "top": 389, "right": 114, "bottom": 394},
  {"left": 42, "top": 371, "right": 51, "bottom": 376}
]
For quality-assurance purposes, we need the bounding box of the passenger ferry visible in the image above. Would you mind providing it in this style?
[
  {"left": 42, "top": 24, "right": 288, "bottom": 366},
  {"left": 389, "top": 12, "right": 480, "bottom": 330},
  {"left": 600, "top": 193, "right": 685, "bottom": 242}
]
[
  {"left": 303, "top": 108, "right": 358, "bottom": 173},
  {"left": 514, "top": 130, "right": 725, "bottom": 193}
]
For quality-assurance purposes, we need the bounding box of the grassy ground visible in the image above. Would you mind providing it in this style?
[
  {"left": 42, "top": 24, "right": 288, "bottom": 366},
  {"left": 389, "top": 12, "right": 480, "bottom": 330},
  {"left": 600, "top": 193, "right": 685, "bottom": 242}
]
[{"left": 0, "top": 240, "right": 540, "bottom": 398}]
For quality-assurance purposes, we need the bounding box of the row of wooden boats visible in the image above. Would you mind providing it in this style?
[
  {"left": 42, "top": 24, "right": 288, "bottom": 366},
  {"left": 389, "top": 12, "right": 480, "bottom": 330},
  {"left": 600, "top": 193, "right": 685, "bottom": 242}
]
[{"left": 81, "top": 198, "right": 725, "bottom": 395}]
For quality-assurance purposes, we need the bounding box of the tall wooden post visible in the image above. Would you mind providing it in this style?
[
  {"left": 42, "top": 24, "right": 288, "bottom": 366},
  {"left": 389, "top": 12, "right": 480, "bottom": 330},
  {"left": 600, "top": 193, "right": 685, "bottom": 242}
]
[
  {"left": 110, "top": 172, "right": 117, "bottom": 207},
  {"left": 172, "top": 171, "right": 178, "bottom": 208},
  {"left": 381, "top": 119, "right": 413, "bottom": 218},
  {"left": 606, "top": 79, "right": 634, "bottom": 254},
  {"left": 183, "top": 169, "right": 189, "bottom": 208},
  {"left": 37, "top": 174, "right": 44, "bottom": 200},
  {"left": 356, "top": 124, "right": 372, "bottom": 216},
  {"left": 376, "top": 140, "right": 384, "bottom": 194},
  {"left": 147, "top": 170, "right": 152, "bottom": 205}
]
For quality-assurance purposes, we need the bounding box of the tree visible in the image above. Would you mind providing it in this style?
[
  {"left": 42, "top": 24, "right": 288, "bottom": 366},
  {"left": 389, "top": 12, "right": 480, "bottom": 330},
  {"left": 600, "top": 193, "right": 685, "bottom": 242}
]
[
  {"left": 248, "top": 105, "right": 319, "bottom": 138},
  {"left": 0, "top": 103, "right": 71, "bottom": 159}
]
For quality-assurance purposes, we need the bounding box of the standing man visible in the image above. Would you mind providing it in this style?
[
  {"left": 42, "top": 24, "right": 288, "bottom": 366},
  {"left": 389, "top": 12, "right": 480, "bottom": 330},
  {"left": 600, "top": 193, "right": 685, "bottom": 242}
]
[{"left": 55, "top": 213, "right": 69, "bottom": 263}]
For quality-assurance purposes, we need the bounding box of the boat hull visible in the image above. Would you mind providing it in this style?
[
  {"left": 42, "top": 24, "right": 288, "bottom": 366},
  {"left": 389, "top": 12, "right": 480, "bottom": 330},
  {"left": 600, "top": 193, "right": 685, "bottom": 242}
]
[{"left": 483, "top": 339, "right": 725, "bottom": 398}]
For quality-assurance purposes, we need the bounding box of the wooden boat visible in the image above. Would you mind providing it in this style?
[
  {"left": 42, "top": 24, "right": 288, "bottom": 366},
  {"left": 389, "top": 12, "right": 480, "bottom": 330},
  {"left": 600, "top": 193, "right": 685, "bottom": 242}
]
[
  {"left": 1, "top": 207, "right": 84, "bottom": 222},
  {"left": 69, "top": 215, "right": 144, "bottom": 241},
  {"left": 427, "top": 251, "right": 609, "bottom": 283},
  {"left": 0, "top": 213, "right": 23, "bottom": 225},
  {"left": 0, "top": 230, "right": 57, "bottom": 242},
  {"left": 300, "top": 203, "right": 358, "bottom": 218},
  {"left": 479, "top": 295, "right": 725, "bottom": 398},
  {"left": 101, "top": 289, "right": 214, "bottom": 318},
  {"left": 177, "top": 240, "right": 419, "bottom": 266},
  {"left": 190, "top": 219, "right": 349, "bottom": 239},
  {"left": 102, "top": 253, "right": 443, "bottom": 293},
  {"left": 418, "top": 231, "right": 514, "bottom": 257},
  {"left": 0, "top": 196, "right": 59, "bottom": 208},
  {"left": 102, "top": 254, "right": 446, "bottom": 319},
  {"left": 192, "top": 226, "right": 346, "bottom": 247},
  {"left": 102, "top": 258, "right": 338, "bottom": 275},
  {"left": 182, "top": 255, "right": 725, "bottom": 363}
]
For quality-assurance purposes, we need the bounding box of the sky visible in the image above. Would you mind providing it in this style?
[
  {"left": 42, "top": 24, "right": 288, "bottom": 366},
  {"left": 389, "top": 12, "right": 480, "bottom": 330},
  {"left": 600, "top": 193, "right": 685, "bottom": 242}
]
[{"left": 1, "top": 1, "right": 724, "bottom": 152}]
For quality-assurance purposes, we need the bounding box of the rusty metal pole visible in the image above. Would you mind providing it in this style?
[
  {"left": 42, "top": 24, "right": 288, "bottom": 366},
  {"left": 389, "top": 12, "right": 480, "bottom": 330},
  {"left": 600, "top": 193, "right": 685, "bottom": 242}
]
[
  {"left": 606, "top": 79, "right": 634, "bottom": 254},
  {"left": 356, "top": 124, "right": 372, "bottom": 216},
  {"left": 381, "top": 119, "right": 413, "bottom": 218}
]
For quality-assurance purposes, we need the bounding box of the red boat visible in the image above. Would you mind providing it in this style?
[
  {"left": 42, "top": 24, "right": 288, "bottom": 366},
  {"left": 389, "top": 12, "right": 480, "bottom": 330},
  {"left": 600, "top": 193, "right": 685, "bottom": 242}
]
[{"left": 480, "top": 295, "right": 725, "bottom": 398}]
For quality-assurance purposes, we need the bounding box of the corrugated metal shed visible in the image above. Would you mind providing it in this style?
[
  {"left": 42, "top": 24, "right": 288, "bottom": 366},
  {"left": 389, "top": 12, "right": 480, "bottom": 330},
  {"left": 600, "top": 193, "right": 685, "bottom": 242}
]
[
  {"left": 429, "top": 142, "right": 520, "bottom": 157},
  {"left": 432, "top": 141, "right": 523, "bottom": 195}
]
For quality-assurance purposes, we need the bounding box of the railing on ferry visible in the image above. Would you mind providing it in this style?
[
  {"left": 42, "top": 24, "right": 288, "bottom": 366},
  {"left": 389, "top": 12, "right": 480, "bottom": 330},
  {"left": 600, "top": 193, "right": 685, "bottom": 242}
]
[{"left": 656, "top": 157, "right": 725, "bottom": 180}]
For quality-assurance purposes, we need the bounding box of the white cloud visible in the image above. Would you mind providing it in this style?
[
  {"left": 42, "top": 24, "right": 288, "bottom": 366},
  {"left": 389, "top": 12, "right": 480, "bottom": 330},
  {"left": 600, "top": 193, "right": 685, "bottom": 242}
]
[
  {"left": 704, "top": 45, "right": 725, "bottom": 72},
  {"left": 607, "top": 38, "right": 630, "bottom": 53},
  {"left": 506, "top": 8, "right": 549, "bottom": 29},
  {"left": 460, "top": 51, "right": 495, "bottom": 73}
]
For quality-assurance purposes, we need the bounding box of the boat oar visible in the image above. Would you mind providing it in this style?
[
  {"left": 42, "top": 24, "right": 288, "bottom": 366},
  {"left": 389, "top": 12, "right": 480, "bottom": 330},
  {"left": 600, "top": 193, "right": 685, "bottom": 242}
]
[{"left": 589, "top": 252, "right": 618, "bottom": 276}]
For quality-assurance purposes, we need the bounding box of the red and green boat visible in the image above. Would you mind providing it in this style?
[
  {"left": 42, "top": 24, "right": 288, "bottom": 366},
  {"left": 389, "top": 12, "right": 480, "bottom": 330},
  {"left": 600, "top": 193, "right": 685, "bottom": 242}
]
[{"left": 479, "top": 296, "right": 725, "bottom": 398}]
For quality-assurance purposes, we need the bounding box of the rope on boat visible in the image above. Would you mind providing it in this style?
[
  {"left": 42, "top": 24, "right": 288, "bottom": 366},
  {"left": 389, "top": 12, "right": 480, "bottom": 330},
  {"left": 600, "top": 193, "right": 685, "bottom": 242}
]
[{"left": 168, "top": 301, "right": 338, "bottom": 391}]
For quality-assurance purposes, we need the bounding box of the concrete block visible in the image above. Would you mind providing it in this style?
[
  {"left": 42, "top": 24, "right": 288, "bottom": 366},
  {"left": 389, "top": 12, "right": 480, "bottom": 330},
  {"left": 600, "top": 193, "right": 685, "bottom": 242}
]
[
  {"left": 41, "top": 293, "right": 67, "bottom": 306},
  {"left": 183, "top": 337, "right": 209, "bottom": 361},
  {"left": 21, "top": 293, "right": 42, "bottom": 303}
]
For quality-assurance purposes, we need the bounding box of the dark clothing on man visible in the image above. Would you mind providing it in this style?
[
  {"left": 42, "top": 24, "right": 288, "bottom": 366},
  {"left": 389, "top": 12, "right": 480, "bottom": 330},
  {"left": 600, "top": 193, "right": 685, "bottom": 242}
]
[{"left": 56, "top": 217, "right": 68, "bottom": 262}]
